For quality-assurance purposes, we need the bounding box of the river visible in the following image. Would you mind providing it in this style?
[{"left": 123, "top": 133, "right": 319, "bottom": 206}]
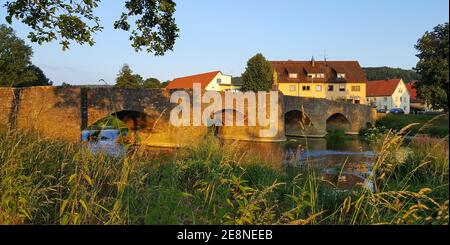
[{"left": 82, "top": 130, "right": 376, "bottom": 190}]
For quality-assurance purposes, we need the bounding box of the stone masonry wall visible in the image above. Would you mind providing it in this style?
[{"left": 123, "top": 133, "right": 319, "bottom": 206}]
[{"left": 0, "top": 86, "right": 373, "bottom": 146}]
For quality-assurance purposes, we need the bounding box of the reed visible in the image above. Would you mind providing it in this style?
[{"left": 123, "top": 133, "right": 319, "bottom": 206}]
[{"left": 0, "top": 123, "right": 448, "bottom": 225}]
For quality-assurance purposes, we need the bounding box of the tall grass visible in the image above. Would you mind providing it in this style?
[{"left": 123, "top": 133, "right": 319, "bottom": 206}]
[
  {"left": 0, "top": 124, "right": 448, "bottom": 225},
  {"left": 376, "top": 113, "right": 449, "bottom": 137},
  {"left": 0, "top": 127, "right": 128, "bottom": 224}
]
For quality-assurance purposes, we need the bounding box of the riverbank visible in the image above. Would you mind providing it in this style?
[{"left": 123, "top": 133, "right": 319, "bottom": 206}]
[
  {"left": 376, "top": 113, "right": 449, "bottom": 137},
  {"left": 0, "top": 126, "right": 448, "bottom": 225}
]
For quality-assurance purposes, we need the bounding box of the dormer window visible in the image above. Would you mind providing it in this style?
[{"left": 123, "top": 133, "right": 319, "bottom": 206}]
[
  {"left": 289, "top": 73, "right": 298, "bottom": 79},
  {"left": 337, "top": 73, "right": 346, "bottom": 79},
  {"left": 308, "top": 73, "right": 324, "bottom": 79}
]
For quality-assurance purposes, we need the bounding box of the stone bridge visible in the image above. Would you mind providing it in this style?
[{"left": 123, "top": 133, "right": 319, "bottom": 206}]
[
  {"left": 0, "top": 86, "right": 376, "bottom": 147},
  {"left": 283, "top": 96, "right": 376, "bottom": 137}
]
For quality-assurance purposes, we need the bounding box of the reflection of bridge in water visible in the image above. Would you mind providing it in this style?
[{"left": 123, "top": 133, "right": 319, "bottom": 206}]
[{"left": 0, "top": 86, "right": 376, "bottom": 147}]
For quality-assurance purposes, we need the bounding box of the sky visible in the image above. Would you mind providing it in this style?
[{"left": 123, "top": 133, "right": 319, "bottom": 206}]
[{"left": 1, "top": 0, "right": 449, "bottom": 85}]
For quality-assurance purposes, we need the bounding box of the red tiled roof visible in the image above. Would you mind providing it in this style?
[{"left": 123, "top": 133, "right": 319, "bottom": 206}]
[
  {"left": 406, "top": 80, "right": 418, "bottom": 100},
  {"left": 366, "top": 79, "right": 402, "bottom": 97},
  {"left": 270, "top": 61, "right": 367, "bottom": 83},
  {"left": 166, "top": 71, "right": 220, "bottom": 90}
]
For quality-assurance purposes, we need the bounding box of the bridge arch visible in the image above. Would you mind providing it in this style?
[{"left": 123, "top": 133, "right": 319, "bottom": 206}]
[
  {"left": 210, "top": 109, "right": 246, "bottom": 127},
  {"left": 326, "top": 113, "right": 351, "bottom": 133},
  {"left": 86, "top": 110, "right": 155, "bottom": 145},
  {"left": 284, "top": 110, "right": 313, "bottom": 136},
  {"left": 110, "top": 110, "right": 150, "bottom": 130}
]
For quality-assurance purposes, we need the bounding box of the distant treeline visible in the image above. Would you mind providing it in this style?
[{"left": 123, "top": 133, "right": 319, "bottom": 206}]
[{"left": 362, "top": 67, "right": 421, "bottom": 83}]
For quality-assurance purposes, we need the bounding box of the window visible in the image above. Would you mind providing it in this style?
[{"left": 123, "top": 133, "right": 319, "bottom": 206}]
[
  {"left": 308, "top": 73, "right": 324, "bottom": 78},
  {"left": 316, "top": 85, "right": 322, "bottom": 91},
  {"left": 328, "top": 85, "right": 334, "bottom": 91},
  {"left": 337, "top": 73, "right": 346, "bottom": 79},
  {"left": 302, "top": 86, "right": 310, "bottom": 91},
  {"left": 351, "top": 86, "right": 360, "bottom": 92},
  {"left": 400, "top": 97, "right": 402, "bottom": 102},
  {"left": 289, "top": 73, "right": 298, "bottom": 79},
  {"left": 217, "top": 78, "right": 222, "bottom": 84},
  {"left": 339, "top": 84, "right": 345, "bottom": 92},
  {"left": 354, "top": 96, "right": 361, "bottom": 104},
  {"left": 289, "top": 85, "right": 296, "bottom": 91}
]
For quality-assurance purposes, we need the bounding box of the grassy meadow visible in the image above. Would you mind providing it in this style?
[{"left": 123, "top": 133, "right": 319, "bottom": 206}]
[
  {"left": 0, "top": 123, "right": 448, "bottom": 225},
  {"left": 376, "top": 113, "right": 449, "bottom": 137}
]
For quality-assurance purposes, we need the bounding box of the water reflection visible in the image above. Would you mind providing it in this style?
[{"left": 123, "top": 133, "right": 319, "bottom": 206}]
[
  {"left": 231, "top": 137, "right": 375, "bottom": 166},
  {"left": 82, "top": 129, "right": 127, "bottom": 157},
  {"left": 230, "top": 137, "right": 376, "bottom": 191}
]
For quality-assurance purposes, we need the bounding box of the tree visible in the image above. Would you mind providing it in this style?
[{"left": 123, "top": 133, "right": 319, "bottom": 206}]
[
  {"left": 143, "top": 77, "right": 161, "bottom": 88},
  {"left": 160, "top": 80, "right": 170, "bottom": 88},
  {"left": 4, "top": 0, "right": 179, "bottom": 55},
  {"left": 414, "top": 22, "right": 449, "bottom": 110},
  {"left": 0, "top": 24, "right": 35, "bottom": 86},
  {"left": 0, "top": 24, "right": 51, "bottom": 87},
  {"left": 133, "top": 74, "right": 144, "bottom": 86},
  {"left": 115, "top": 64, "right": 142, "bottom": 89},
  {"left": 61, "top": 82, "right": 71, "bottom": 87},
  {"left": 15, "top": 65, "right": 53, "bottom": 87},
  {"left": 241, "top": 53, "right": 274, "bottom": 92}
]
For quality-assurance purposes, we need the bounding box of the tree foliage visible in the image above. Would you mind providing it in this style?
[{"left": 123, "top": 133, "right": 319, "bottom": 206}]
[
  {"left": 414, "top": 22, "right": 449, "bottom": 110},
  {"left": 362, "top": 67, "right": 421, "bottom": 83},
  {"left": 15, "top": 65, "right": 53, "bottom": 87},
  {"left": 61, "top": 82, "right": 71, "bottom": 87},
  {"left": 115, "top": 64, "right": 142, "bottom": 89},
  {"left": 0, "top": 24, "right": 51, "bottom": 87},
  {"left": 160, "top": 80, "right": 170, "bottom": 88},
  {"left": 4, "top": 0, "right": 179, "bottom": 55},
  {"left": 114, "top": 0, "right": 179, "bottom": 55},
  {"left": 241, "top": 53, "right": 274, "bottom": 92},
  {"left": 115, "top": 64, "right": 165, "bottom": 89},
  {"left": 143, "top": 77, "right": 161, "bottom": 88}
]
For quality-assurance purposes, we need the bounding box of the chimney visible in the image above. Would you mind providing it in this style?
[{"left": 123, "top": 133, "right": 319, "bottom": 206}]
[{"left": 311, "top": 56, "right": 315, "bottom": 67}]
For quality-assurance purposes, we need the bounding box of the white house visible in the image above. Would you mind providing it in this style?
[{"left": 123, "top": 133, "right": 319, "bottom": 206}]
[
  {"left": 366, "top": 79, "right": 410, "bottom": 114},
  {"left": 166, "top": 71, "right": 241, "bottom": 92}
]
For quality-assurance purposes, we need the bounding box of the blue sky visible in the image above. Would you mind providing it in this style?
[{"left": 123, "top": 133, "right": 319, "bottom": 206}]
[{"left": 1, "top": 0, "right": 449, "bottom": 85}]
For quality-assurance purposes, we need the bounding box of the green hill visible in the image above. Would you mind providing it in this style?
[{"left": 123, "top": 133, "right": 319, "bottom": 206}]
[{"left": 362, "top": 66, "right": 420, "bottom": 83}]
